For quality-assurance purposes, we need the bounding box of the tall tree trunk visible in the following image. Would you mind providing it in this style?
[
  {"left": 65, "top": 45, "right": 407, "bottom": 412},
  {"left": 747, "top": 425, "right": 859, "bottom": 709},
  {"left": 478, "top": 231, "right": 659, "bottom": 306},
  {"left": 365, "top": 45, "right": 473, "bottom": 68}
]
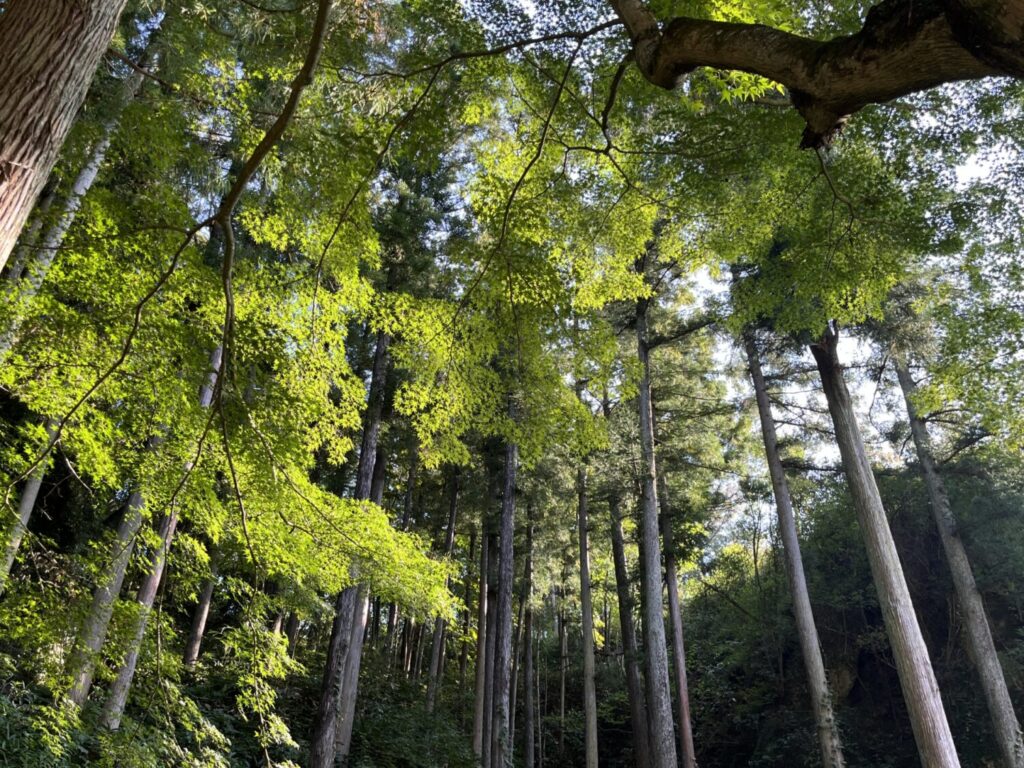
[
  {"left": 512, "top": 507, "right": 534, "bottom": 756},
  {"left": 334, "top": 416, "right": 390, "bottom": 764},
  {"left": 491, "top": 438, "right": 518, "bottom": 768},
  {"left": 98, "top": 340, "right": 221, "bottom": 725},
  {"left": 558, "top": 602, "right": 566, "bottom": 755},
  {"left": 484, "top": 534, "right": 498, "bottom": 768},
  {"left": 310, "top": 330, "right": 389, "bottom": 768},
  {"left": 0, "top": 0, "right": 130, "bottom": 269},
  {"left": 66, "top": 490, "right": 144, "bottom": 707},
  {"left": 609, "top": 488, "right": 654, "bottom": 768},
  {"left": 309, "top": 588, "right": 358, "bottom": 767},
  {"left": 524, "top": 594, "right": 535, "bottom": 768},
  {"left": 811, "top": 326, "right": 959, "bottom": 768},
  {"left": 101, "top": 507, "right": 179, "bottom": 729},
  {"left": 744, "top": 330, "right": 846, "bottom": 767},
  {"left": 473, "top": 529, "right": 490, "bottom": 757},
  {"left": 635, "top": 294, "right": 679, "bottom": 768},
  {"left": 578, "top": 466, "right": 599, "bottom": 768},
  {"left": 3, "top": 177, "right": 56, "bottom": 283},
  {"left": 286, "top": 613, "right": 301, "bottom": 656},
  {"left": 896, "top": 359, "right": 1024, "bottom": 768},
  {"left": 183, "top": 559, "right": 217, "bottom": 668},
  {"left": 460, "top": 529, "right": 476, "bottom": 693},
  {"left": 659, "top": 481, "right": 697, "bottom": 768},
  {"left": 0, "top": 418, "right": 56, "bottom": 590},
  {"left": 335, "top": 586, "right": 370, "bottom": 762},
  {"left": 427, "top": 470, "right": 461, "bottom": 712}
]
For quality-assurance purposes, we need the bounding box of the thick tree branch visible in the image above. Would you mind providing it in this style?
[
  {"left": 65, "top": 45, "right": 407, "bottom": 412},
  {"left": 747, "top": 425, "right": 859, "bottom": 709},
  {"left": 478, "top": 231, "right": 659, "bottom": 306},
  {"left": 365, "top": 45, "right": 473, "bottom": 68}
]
[{"left": 610, "top": 0, "right": 1020, "bottom": 146}]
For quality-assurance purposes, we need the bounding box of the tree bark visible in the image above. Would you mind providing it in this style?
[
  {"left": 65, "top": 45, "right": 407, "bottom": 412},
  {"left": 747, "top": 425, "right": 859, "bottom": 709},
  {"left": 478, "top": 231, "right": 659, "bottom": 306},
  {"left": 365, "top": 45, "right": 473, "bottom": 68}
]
[
  {"left": 578, "top": 466, "right": 600, "bottom": 768},
  {"left": 182, "top": 559, "right": 217, "bottom": 668},
  {"left": 334, "top": 407, "right": 390, "bottom": 764},
  {"left": 0, "top": 0, "right": 130, "bottom": 269},
  {"left": 0, "top": 26, "right": 159, "bottom": 359},
  {"left": 484, "top": 532, "right": 498, "bottom": 767},
  {"left": 101, "top": 507, "right": 179, "bottom": 730},
  {"left": 609, "top": 489, "right": 654, "bottom": 768},
  {"left": 310, "top": 329, "right": 389, "bottom": 768},
  {"left": 66, "top": 489, "right": 144, "bottom": 707},
  {"left": 607, "top": 0, "right": 1020, "bottom": 147},
  {"left": 811, "top": 326, "right": 959, "bottom": 768},
  {"left": 745, "top": 330, "right": 846, "bottom": 768},
  {"left": 491, "top": 438, "right": 518, "bottom": 768},
  {"left": 896, "top": 359, "right": 1024, "bottom": 768},
  {"left": 524, "top": 592, "right": 535, "bottom": 768},
  {"left": 473, "top": 529, "right": 490, "bottom": 757},
  {"left": 427, "top": 470, "right": 461, "bottom": 712},
  {"left": 309, "top": 587, "right": 358, "bottom": 768},
  {"left": 635, "top": 294, "right": 679, "bottom": 768},
  {"left": 460, "top": 529, "right": 476, "bottom": 693},
  {"left": 0, "top": 418, "right": 56, "bottom": 590},
  {"left": 659, "top": 481, "right": 697, "bottom": 768}
]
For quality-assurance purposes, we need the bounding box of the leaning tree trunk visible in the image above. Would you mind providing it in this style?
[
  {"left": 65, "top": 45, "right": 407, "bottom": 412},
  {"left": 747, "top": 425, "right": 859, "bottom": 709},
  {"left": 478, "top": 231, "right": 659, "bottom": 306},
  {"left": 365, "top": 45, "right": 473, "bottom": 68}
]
[
  {"left": 491, "top": 437, "right": 518, "bottom": 768},
  {"left": 896, "top": 359, "right": 1024, "bottom": 768},
  {"left": 658, "top": 478, "right": 697, "bottom": 768},
  {"left": 100, "top": 343, "right": 220, "bottom": 729},
  {"left": 745, "top": 330, "right": 846, "bottom": 768},
  {"left": 577, "top": 465, "right": 599, "bottom": 768},
  {"left": 100, "top": 507, "right": 179, "bottom": 730},
  {"left": 183, "top": 554, "right": 217, "bottom": 668},
  {"left": 811, "top": 326, "right": 959, "bottom": 768},
  {"left": 609, "top": 488, "right": 654, "bottom": 768},
  {"left": 66, "top": 489, "right": 144, "bottom": 707},
  {"left": 182, "top": 573, "right": 216, "bottom": 668},
  {"left": 635, "top": 295, "right": 680, "bottom": 768},
  {"left": 0, "top": 0, "right": 130, "bottom": 269},
  {"left": 427, "top": 470, "right": 461, "bottom": 712},
  {"left": 0, "top": 418, "right": 56, "bottom": 590},
  {"left": 0, "top": 27, "right": 158, "bottom": 359}
]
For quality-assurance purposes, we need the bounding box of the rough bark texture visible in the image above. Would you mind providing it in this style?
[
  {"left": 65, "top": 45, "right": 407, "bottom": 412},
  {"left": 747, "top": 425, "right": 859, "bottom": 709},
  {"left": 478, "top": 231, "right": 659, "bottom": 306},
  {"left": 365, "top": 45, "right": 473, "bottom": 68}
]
[
  {"left": 491, "top": 439, "right": 518, "bottom": 768},
  {"left": 101, "top": 508, "right": 179, "bottom": 730},
  {"left": 0, "top": 0, "right": 130, "bottom": 269},
  {"left": 609, "top": 488, "right": 653, "bottom": 768},
  {"left": 67, "top": 490, "right": 144, "bottom": 707},
  {"left": 811, "top": 327, "right": 959, "bottom": 768},
  {"left": 745, "top": 331, "right": 846, "bottom": 768},
  {"left": 309, "top": 588, "right": 358, "bottom": 768},
  {"left": 577, "top": 466, "right": 599, "bottom": 768},
  {"left": 335, "top": 586, "right": 370, "bottom": 762},
  {"left": 658, "top": 483, "right": 697, "bottom": 768},
  {"left": 0, "top": 30, "right": 155, "bottom": 361},
  {"left": 608, "top": 0, "right": 1020, "bottom": 146},
  {"left": 635, "top": 295, "right": 679, "bottom": 768},
  {"left": 896, "top": 359, "right": 1024, "bottom": 768}
]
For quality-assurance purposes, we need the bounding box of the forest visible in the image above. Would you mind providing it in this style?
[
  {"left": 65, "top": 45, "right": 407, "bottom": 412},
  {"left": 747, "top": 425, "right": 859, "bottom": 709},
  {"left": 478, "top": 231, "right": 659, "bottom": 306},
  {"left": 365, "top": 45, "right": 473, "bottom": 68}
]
[{"left": 0, "top": 0, "right": 1022, "bottom": 766}]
